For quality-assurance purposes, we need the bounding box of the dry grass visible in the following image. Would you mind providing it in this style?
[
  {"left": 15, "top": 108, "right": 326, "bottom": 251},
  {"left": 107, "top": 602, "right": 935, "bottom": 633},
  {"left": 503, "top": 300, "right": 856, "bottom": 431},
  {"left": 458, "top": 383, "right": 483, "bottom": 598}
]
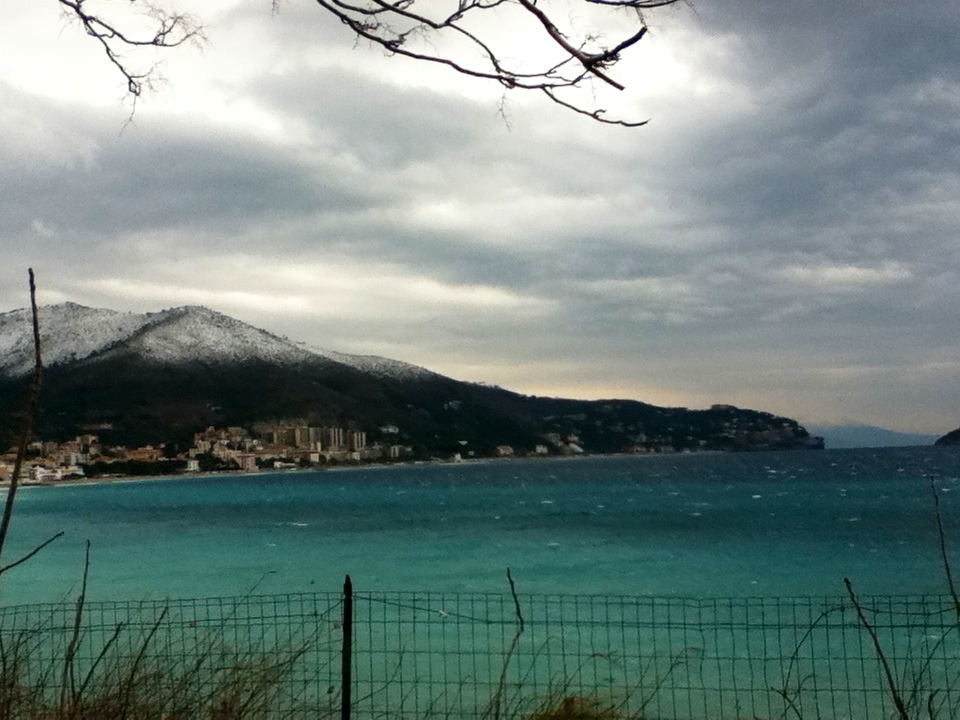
[
  {"left": 524, "top": 694, "right": 634, "bottom": 720},
  {"left": 0, "top": 611, "right": 331, "bottom": 720}
]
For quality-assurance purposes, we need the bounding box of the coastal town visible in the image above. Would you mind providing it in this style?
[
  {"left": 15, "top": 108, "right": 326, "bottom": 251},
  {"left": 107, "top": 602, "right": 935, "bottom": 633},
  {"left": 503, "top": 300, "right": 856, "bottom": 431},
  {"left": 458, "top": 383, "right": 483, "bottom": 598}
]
[
  {"left": 0, "top": 403, "right": 823, "bottom": 485},
  {"left": 0, "top": 424, "right": 406, "bottom": 484},
  {"left": 0, "top": 305, "right": 825, "bottom": 481},
  {"left": 0, "top": 422, "right": 588, "bottom": 484}
]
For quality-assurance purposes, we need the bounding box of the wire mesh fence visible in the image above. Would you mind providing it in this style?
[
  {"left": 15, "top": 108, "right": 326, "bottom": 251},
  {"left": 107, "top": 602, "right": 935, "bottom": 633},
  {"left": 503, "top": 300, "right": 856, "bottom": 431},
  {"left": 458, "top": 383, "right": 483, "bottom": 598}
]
[
  {"left": 1, "top": 585, "right": 959, "bottom": 719},
  {"left": 350, "top": 590, "right": 960, "bottom": 719},
  {"left": 0, "top": 592, "right": 343, "bottom": 718}
]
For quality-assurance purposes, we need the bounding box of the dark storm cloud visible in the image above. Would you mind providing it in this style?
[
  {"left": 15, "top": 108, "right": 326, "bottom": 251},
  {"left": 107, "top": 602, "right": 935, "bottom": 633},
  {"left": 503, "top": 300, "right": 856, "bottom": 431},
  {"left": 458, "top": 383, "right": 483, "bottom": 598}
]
[
  {"left": 249, "top": 71, "right": 489, "bottom": 169},
  {"left": 4, "top": 0, "right": 960, "bottom": 431},
  {"left": 233, "top": 13, "right": 960, "bottom": 413},
  {"left": 0, "top": 87, "right": 366, "bottom": 242},
  {"left": 542, "top": 2, "right": 960, "bottom": 320}
]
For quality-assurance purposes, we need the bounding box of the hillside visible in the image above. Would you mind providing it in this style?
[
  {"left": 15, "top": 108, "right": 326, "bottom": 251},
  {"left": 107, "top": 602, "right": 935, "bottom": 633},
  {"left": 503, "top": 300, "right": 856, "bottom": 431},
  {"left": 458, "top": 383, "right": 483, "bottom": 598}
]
[
  {"left": 936, "top": 428, "right": 960, "bottom": 446},
  {"left": 0, "top": 304, "right": 823, "bottom": 457}
]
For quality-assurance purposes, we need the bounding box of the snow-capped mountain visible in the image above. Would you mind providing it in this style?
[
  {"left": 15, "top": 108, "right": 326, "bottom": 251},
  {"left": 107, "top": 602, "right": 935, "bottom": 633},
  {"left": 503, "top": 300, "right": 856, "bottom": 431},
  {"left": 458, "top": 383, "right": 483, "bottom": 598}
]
[
  {"left": 0, "top": 303, "right": 433, "bottom": 380},
  {"left": 312, "top": 348, "right": 434, "bottom": 382},
  {"left": 0, "top": 303, "right": 154, "bottom": 377},
  {"left": 0, "top": 302, "right": 821, "bottom": 456},
  {"left": 90, "top": 305, "right": 319, "bottom": 368}
]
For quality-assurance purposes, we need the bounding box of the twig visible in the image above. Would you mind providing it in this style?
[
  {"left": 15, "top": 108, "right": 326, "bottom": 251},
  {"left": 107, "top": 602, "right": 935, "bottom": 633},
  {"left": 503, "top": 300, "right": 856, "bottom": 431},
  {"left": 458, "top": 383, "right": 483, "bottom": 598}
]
[
  {"left": 638, "top": 648, "right": 692, "bottom": 712},
  {"left": 76, "top": 621, "right": 127, "bottom": 701},
  {"left": 0, "top": 531, "right": 65, "bottom": 575},
  {"left": 119, "top": 605, "right": 169, "bottom": 719},
  {"left": 929, "top": 475, "right": 960, "bottom": 621},
  {"left": 62, "top": 540, "right": 91, "bottom": 711},
  {"left": 488, "top": 568, "right": 525, "bottom": 720},
  {"left": 844, "top": 577, "right": 910, "bottom": 720},
  {"left": 62, "top": 0, "right": 679, "bottom": 126},
  {"left": 773, "top": 603, "right": 847, "bottom": 718},
  {"left": 0, "top": 269, "right": 45, "bottom": 591},
  {"left": 57, "top": 0, "right": 204, "bottom": 97}
]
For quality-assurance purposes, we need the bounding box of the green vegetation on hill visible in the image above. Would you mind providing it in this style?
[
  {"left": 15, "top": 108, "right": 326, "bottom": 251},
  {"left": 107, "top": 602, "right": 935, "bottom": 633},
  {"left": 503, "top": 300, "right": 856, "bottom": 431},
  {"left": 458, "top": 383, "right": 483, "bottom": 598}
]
[
  {"left": 0, "top": 349, "right": 820, "bottom": 459},
  {"left": 0, "top": 304, "right": 822, "bottom": 458}
]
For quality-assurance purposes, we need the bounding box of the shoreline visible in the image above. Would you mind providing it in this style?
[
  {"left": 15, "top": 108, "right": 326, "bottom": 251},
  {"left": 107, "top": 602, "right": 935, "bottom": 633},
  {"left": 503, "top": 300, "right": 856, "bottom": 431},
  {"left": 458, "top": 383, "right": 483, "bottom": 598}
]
[
  {"left": 13, "top": 444, "right": 919, "bottom": 492},
  {"left": 5, "top": 451, "right": 671, "bottom": 490}
]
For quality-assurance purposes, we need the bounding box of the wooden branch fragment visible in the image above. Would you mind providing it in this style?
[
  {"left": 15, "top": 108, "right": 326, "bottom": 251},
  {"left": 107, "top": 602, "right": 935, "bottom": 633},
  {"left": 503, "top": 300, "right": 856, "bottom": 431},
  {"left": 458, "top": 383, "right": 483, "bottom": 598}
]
[{"left": 0, "top": 269, "right": 44, "bottom": 590}]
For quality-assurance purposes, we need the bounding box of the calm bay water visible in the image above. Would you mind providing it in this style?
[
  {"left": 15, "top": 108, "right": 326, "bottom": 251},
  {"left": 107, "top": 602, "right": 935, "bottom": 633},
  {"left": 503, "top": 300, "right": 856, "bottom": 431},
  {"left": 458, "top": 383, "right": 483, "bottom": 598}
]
[{"left": 3, "top": 446, "right": 960, "bottom": 605}]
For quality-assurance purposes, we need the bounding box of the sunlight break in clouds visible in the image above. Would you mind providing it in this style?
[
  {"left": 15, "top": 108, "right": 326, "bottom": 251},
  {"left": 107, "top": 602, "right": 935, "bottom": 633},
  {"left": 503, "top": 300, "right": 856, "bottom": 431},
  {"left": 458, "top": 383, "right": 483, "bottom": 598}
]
[
  {"left": 85, "top": 260, "right": 543, "bottom": 320},
  {"left": 778, "top": 262, "right": 913, "bottom": 288}
]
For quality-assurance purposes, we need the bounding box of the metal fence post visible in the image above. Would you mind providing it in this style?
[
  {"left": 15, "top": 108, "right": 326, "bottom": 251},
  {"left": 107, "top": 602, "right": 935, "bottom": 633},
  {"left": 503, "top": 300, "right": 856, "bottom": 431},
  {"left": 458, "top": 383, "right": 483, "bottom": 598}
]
[{"left": 341, "top": 575, "right": 353, "bottom": 720}]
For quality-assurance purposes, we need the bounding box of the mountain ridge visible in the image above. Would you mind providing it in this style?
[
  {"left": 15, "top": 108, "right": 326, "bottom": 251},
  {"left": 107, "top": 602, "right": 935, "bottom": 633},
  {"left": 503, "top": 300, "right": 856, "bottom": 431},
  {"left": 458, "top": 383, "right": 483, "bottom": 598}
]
[
  {"left": 0, "top": 303, "right": 438, "bottom": 383},
  {"left": 0, "top": 303, "right": 824, "bottom": 457}
]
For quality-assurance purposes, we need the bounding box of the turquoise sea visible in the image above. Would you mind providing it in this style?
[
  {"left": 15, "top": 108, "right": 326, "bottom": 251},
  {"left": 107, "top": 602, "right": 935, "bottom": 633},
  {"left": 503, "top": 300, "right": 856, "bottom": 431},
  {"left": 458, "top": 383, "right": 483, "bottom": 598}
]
[{"left": 2, "top": 446, "right": 960, "bottom": 605}]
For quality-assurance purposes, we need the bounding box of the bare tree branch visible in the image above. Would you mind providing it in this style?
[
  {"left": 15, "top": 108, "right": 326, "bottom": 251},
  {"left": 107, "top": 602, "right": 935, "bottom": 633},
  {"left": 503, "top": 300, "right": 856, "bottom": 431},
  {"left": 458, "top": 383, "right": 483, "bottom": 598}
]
[
  {"left": 0, "top": 269, "right": 46, "bottom": 592},
  {"left": 845, "top": 577, "right": 910, "bottom": 720},
  {"left": 62, "top": 540, "right": 91, "bottom": 706},
  {"left": 55, "top": 0, "right": 682, "bottom": 126},
  {"left": 516, "top": 0, "right": 630, "bottom": 90},
  {"left": 57, "top": 0, "right": 205, "bottom": 98},
  {"left": 0, "top": 532, "right": 65, "bottom": 576},
  {"left": 543, "top": 86, "right": 649, "bottom": 127},
  {"left": 488, "top": 568, "right": 525, "bottom": 720},
  {"left": 586, "top": 0, "right": 680, "bottom": 6}
]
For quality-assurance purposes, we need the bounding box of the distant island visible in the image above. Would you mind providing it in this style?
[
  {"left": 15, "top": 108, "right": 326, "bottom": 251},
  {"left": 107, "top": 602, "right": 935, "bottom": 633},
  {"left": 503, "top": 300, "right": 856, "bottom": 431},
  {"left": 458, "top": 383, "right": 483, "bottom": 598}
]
[
  {"left": 805, "top": 424, "right": 937, "bottom": 449},
  {"left": 0, "top": 303, "right": 823, "bottom": 481}
]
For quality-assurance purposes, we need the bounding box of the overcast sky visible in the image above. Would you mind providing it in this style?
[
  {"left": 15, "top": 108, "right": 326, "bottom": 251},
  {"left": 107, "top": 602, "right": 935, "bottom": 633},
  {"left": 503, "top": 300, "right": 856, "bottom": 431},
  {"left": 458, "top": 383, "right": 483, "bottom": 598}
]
[{"left": 2, "top": 1, "right": 959, "bottom": 434}]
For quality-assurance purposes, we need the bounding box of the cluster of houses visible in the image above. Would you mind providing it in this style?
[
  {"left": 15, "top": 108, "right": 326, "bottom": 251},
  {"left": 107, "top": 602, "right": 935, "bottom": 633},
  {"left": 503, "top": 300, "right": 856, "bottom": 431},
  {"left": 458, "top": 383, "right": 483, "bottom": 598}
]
[
  {"left": 0, "top": 423, "right": 420, "bottom": 484},
  {"left": 0, "top": 433, "right": 100, "bottom": 483},
  {"left": 190, "top": 424, "right": 413, "bottom": 470},
  {"left": 0, "top": 420, "right": 600, "bottom": 484},
  {"left": 2, "top": 410, "right": 754, "bottom": 485}
]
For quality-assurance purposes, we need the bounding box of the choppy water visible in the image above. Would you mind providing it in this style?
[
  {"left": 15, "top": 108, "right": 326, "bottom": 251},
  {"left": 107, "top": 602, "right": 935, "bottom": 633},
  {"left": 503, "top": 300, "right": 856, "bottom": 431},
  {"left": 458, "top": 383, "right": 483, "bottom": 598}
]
[{"left": 2, "top": 446, "right": 959, "bottom": 604}]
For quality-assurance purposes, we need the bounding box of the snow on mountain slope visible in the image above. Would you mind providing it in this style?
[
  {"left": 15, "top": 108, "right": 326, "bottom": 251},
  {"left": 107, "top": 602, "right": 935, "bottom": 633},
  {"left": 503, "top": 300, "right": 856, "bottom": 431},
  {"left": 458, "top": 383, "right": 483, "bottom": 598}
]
[
  {"left": 313, "top": 348, "right": 436, "bottom": 381},
  {"left": 109, "top": 305, "right": 319, "bottom": 366},
  {"left": 0, "top": 303, "right": 153, "bottom": 377},
  {"left": 0, "top": 303, "right": 440, "bottom": 380}
]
